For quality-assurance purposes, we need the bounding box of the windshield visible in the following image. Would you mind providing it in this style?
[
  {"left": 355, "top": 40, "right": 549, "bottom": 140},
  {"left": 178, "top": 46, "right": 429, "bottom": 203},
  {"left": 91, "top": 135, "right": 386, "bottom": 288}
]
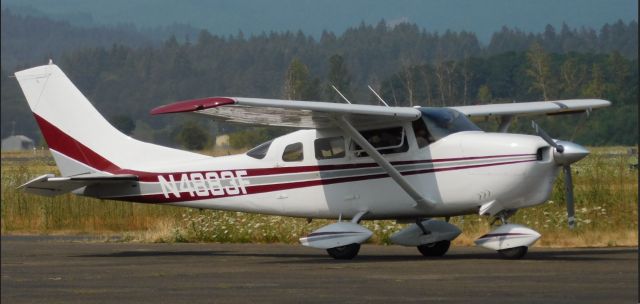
[
  {"left": 246, "top": 140, "right": 273, "bottom": 159},
  {"left": 419, "top": 108, "right": 481, "bottom": 141}
]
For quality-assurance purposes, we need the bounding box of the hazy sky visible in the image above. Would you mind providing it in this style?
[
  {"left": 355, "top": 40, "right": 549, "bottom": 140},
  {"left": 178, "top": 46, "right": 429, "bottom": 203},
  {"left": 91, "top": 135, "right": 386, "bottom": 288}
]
[{"left": 2, "top": 0, "right": 637, "bottom": 42}]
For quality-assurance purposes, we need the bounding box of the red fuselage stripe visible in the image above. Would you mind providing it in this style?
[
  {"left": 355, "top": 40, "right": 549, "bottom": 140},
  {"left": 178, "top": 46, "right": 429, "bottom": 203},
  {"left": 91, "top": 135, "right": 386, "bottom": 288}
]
[
  {"left": 113, "top": 159, "right": 537, "bottom": 204},
  {"left": 128, "top": 153, "right": 536, "bottom": 182}
]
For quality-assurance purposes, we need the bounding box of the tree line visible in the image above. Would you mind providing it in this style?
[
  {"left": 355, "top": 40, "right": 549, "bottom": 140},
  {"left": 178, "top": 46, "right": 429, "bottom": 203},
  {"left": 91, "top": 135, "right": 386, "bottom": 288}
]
[{"left": 1, "top": 10, "right": 637, "bottom": 148}]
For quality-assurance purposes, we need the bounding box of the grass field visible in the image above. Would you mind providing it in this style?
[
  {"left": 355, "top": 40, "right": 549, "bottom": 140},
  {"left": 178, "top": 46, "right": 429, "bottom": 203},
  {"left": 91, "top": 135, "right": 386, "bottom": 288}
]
[{"left": 1, "top": 148, "right": 637, "bottom": 247}]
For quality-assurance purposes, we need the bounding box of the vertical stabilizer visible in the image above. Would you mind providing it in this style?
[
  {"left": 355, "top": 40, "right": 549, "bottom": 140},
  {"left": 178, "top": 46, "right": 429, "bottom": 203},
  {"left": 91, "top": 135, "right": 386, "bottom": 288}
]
[{"left": 14, "top": 64, "right": 206, "bottom": 176}]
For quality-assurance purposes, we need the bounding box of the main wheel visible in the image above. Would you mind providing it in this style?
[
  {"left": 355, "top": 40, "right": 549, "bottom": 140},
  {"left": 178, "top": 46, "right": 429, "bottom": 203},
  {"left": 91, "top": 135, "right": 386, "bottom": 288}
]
[
  {"left": 417, "top": 240, "right": 451, "bottom": 257},
  {"left": 497, "top": 246, "right": 528, "bottom": 259},
  {"left": 327, "top": 243, "right": 361, "bottom": 260}
]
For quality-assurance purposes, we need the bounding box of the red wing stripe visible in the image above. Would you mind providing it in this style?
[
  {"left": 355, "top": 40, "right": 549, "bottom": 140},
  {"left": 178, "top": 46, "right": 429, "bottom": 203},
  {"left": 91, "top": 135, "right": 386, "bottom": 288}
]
[{"left": 150, "top": 97, "right": 236, "bottom": 115}]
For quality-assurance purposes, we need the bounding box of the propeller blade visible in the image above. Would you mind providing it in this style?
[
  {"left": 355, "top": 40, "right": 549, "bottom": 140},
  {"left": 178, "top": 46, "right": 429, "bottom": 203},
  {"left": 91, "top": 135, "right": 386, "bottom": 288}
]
[
  {"left": 531, "top": 121, "right": 564, "bottom": 153},
  {"left": 563, "top": 165, "right": 576, "bottom": 229}
]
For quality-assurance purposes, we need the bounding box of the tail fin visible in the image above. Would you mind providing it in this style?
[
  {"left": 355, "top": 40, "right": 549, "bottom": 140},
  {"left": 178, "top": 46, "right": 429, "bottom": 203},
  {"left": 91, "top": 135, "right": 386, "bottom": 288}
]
[{"left": 15, "top": 64, "right": 205, "bottom": 176}]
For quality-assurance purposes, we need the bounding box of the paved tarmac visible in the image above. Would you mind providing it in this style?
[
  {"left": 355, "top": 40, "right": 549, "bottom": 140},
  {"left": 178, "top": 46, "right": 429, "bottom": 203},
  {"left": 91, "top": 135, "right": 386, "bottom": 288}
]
[{"left": 1, "top": 236, "right": 637, "bottom": 303}]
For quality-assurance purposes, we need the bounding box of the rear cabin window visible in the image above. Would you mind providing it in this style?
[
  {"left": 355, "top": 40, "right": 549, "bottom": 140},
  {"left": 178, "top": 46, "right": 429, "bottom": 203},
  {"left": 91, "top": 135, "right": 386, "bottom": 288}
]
[
  {"left": 314, "top": 136, "right": 345, "bottom": 160},
  {"left": 247, "top": 140, "right": 272, "bottom": 159},
  {"left": 282, "top": 142, "right": 304, "bottom": 162},
  {"left": 351, "top": 126, "right": 409, "bottom": 157}
]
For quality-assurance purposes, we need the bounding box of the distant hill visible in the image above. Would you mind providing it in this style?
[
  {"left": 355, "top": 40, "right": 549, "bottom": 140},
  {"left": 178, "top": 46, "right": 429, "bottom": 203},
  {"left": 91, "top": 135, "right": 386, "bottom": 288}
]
[
  {"left": 1, "top": 0, "right": 637, "bottom": 43},
  {"left": 0, "top": 9, "right": 156, "bottom": 69}
]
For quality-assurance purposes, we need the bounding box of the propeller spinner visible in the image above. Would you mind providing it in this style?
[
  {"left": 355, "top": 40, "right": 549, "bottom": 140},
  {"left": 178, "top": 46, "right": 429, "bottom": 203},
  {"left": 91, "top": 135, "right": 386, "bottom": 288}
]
[{"left": 531, "top": 121, "right": 589, "bottom": 229}]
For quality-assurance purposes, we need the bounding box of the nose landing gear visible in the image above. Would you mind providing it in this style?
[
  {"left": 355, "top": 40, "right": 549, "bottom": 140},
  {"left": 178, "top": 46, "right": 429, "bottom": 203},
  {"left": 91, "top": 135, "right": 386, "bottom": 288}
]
[
  {"left": 475, "top": 211, "right": 541, "bottom": 259},
  {"left": 497, "top": 246, "right": 528, "bottom": 259}
]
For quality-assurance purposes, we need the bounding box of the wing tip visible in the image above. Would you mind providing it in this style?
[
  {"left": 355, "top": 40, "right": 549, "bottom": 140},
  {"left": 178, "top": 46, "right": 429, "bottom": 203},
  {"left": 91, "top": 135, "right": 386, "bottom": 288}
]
[{"left": 150, "top": 97, "right": 236, "bottom": 115}]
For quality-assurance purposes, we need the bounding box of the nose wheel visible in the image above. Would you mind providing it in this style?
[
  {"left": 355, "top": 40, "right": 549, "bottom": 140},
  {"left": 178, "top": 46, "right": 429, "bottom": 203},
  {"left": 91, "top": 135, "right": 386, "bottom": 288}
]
[{"left": 497, "top": 246, "right": 528, "bottom": 259}]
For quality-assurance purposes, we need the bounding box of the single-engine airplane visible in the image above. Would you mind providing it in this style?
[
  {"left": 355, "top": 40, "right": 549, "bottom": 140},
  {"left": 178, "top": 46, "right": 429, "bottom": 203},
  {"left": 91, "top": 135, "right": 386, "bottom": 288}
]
[{"left": 15, "top": 63, "right": 610, "bottom": 259}]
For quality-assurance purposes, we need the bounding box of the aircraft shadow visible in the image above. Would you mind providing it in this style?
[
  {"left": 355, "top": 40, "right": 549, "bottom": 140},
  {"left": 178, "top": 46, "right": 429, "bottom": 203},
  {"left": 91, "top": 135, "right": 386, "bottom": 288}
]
[
  {"left": 73, "top": 247, "right": 636, "bottom": 263},
  {"left": 259, "top": 248, "right": 637, "bottom": 264},
  {"left": 74, "top": 250, "right": 229, "bottom": 258}
]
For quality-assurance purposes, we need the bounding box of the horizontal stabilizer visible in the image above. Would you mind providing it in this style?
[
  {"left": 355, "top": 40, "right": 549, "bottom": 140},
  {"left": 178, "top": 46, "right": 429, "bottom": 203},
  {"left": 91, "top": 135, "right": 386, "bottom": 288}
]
[{"left": 19, "top": 173, "right": 138, "bottom": 197}]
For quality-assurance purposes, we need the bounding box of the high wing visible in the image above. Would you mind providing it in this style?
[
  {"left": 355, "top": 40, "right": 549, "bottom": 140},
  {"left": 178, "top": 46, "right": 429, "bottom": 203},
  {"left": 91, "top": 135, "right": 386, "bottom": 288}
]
[
  {"left": 151, "top": 97, "right": 610, "bottom": 128},
  {"left": 19, "top": 173, "right": 138, "bottom": 197},
  {"left": 150, "top": 97, "right": 421, "bottom": 129},
  {"left": 450, "top": 99, "right": 611, "bottom": 118}
]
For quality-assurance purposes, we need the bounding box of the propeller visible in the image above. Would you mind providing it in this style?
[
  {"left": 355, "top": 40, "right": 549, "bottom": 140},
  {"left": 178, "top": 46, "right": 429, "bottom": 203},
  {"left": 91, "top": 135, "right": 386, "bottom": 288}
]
[
  {"left": 531, "top": 121, "right": 589, "bottom": 229},
  {"left": 562, "top": 166, "right": 575, "bottom": 229},
  {"left": 531, "top": 121, "right": 564, "bottom": 153}
]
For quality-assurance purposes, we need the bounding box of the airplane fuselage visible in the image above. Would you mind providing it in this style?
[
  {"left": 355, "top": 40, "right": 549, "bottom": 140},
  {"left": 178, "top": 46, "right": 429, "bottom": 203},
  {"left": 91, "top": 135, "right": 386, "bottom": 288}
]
[{"left": 80, "top": 125, "right": 558, "bottom": 221}]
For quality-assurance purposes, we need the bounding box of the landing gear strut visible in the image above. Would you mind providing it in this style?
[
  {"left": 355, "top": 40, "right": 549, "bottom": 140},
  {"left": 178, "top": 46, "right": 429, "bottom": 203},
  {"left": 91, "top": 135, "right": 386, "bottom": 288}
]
[
  {"left": 490, "top": 209, "right": 517, "bottom": 226},
  {"left": 414, "top": 218, "right": 452, "bottom": 257}
]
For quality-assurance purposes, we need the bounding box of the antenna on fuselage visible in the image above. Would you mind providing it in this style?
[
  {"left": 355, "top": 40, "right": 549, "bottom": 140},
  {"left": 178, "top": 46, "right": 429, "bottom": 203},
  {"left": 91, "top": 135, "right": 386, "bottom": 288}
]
[
  {"left": 367, "top": 85, "right": 390, "bottom": 107},
  {"left": 331, "top": 85, "right": 352, "bottom": 104}
]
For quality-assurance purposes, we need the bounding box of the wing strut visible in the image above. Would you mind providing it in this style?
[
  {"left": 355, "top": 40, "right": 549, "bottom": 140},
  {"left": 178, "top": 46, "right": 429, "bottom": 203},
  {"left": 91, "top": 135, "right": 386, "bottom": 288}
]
[{"left": 335, "top": 116, "right": 435, "bottom": 209}]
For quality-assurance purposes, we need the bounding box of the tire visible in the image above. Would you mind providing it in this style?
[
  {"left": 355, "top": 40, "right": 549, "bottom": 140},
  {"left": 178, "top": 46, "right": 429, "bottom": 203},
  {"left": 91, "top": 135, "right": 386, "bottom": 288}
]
[
  {"left": 497, "top": 246, "right": 528, "bottom": 259},
  {"left": 417, "top": 240, "right": 451, "bottom": 257},
  {"left": 327, "top": 243, "right": 361, "bottom": 260}
]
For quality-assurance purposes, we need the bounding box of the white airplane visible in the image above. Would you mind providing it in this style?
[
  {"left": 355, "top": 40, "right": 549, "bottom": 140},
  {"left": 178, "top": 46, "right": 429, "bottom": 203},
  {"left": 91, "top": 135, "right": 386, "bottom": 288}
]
[{"left": 15, "top": 63, "right": 610, "bottom": 259}]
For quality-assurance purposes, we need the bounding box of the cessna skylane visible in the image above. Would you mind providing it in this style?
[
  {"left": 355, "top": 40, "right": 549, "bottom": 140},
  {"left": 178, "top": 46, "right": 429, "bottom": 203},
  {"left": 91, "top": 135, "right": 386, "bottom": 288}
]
[{"left": 15, "top": 63, "right": 610, "bottom": 259}]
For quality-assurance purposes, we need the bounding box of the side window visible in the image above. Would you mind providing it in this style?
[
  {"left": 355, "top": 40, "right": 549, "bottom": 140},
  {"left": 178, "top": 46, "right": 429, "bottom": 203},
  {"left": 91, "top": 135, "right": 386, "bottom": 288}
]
[
  {"left": 351, "top": 127, "right": 409, "bottom": 157},
  {"left": 412, "top": 119, "right": 434, "bottom": 148},
  {"left": 282, "top": 142, "right": 304, "bottom": 162},
  {"left": 315, "top": 136, "right": 345, "bottom": 160}
]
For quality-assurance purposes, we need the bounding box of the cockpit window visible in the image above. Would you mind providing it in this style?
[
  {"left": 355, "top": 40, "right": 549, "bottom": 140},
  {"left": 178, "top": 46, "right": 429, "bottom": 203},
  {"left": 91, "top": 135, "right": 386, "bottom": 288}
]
[
  {"left": 246, "top": 140, "right": 272, "bottom": 159},
  {"left": 315, "top": 136, "right": 345, "bottom": 159},
  {"left": 419, "top": 108, "right": 481, "bottom": 141}
]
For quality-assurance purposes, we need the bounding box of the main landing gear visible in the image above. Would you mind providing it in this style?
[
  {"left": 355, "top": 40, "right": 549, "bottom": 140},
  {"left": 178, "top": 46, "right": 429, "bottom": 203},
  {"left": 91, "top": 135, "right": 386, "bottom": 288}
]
[
  {"left": 326, "top": 243, "right": 361, "bottom": 260},
  {"left": 299, "top": 214, "right": 462, "bottom": 260},
  {"left": 417, "top": 240, "right": 451, "bottom": 257},
  {"left": 299, "top": 211, "right": 372, "bottom": 260},
  {"left": 390, "top": 218, "right": 462, "bottom": 258}
]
